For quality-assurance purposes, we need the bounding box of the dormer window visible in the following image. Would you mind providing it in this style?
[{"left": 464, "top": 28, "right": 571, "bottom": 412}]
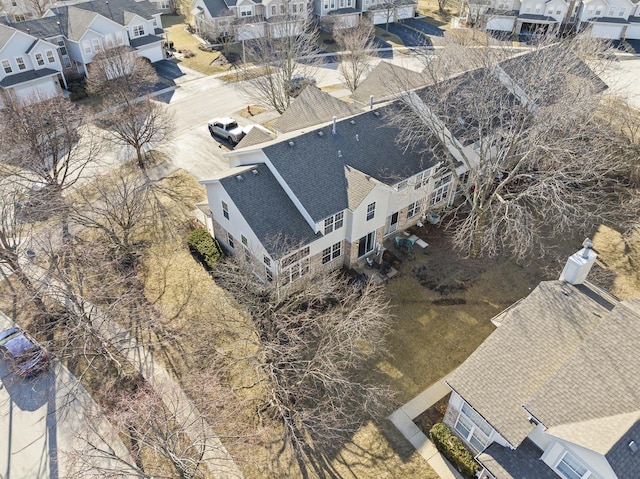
[
  {"left": 35, "top": 53, "right": 44, "bottom": 66},
  {"left": 555, "top": 452, "right": 594, "bottom": 479},
  {"left": 133, "top": 24, "right": 145, "bottom": 37},
  {"left": 46, "top": 51, "right": 56, "bottom": 63}
]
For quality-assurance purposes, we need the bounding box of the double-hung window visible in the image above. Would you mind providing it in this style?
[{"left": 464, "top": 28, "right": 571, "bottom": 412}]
[
  {"left": 227, "top": 233, "right": 235, "bottom": 249},
  {"left": 322, "top": 242, "right": 342, "bottom": 264},
  {"left": 407, "top": 201, "right": 420, "bottom": 218},
  {"left": 414, "top": 170, "right": 428, "bottom": 190},
  {"left": 366, "top": 202, "right": 375, "bottom": 221},
  {"left": 324, "top": 211, "right": 344, "bottom": 234},
  {"left": 431, "top": 172, "right": 452, "bottom": 206},
  {"left": 35, "top": 53, "right": 45, "bottom": 66},
  {"left": 222, "top": 201, "right": 229, "bottom": 219},
  {"left": 281, "top": 247, "right": 310, "bottom": 285},
  {"left": 46, "top": 51, "right": 56, "bottom": 63},
  {"left": 15, "top": 57, "right": 26, "bottom": 70},
  {"left": 1, "top": 60, "right": 11, "bottom": 74},
  {"left": 133, "top": 25, "right": 145, "bottom": 37}
]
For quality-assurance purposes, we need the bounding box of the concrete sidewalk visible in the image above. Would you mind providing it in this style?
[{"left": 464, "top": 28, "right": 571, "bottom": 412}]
[{"left": 389, "top": 374, "right": 465, "bottom": 479}]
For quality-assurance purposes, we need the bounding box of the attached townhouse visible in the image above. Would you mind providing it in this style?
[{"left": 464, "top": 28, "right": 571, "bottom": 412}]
[
  {"left": 461, "top": 0, "right": 640, "bottom": 40},
  {"left": 191, "top": 0, "right": 416, "bottom": 38},
  {"left": 201, "top": 104, "right": 464, "bottom": 287},
  {"left": 0, "top": 0, "right": 164, "bottom": 105},
  {"left": 191, "top": 0, "right": 313, "bottom": 41},
  {"left": 443, "top": 245, "right": 640, "bottom": 479},
  {"left": 200, "top": 45, "right": 604, "bottom": 288},
  {"left": 0, "top": 23, "right": 65, "bottom": 105}
]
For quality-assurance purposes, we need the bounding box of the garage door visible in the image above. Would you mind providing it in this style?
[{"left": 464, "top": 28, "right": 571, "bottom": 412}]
[
  {"left": 591, "top": 24, "right": 624, "bottom": 39},
  {"left": 395, "top": 6, "right": 415, "bottom": 21},
  {"left": 136, "top": 43, "right": 165, "bottom": 63},
  {"left": 486, "top": 17, "right": 515, "bottom": 31},
  {"left": 626, "top": 24, "right": 640, "bottom": 39}
]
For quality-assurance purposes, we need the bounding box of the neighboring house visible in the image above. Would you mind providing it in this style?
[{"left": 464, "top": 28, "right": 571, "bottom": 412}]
[
  {"left": 0, "top": 23, "right": 64, "bottom": 106},
  {"left": 460, "top": 0, "right": 640, "bottom": 39},
  {"left": 443, "top": 245, "right": 640, "bottom": 479},
  {"left": 201, "top": 105, "right": 464, "bottom": 286},
  {"left": 1, "top": 0, "right": 164, "bottom": 81},
  {"left": 191, "top": 0, "right": 312, "bottom": 41},
  {"left": 361, "top": 0, "right": 418, "bottom": 26},
  {"left": 575, "top": 0, "right": 635, "bottom": 39}
]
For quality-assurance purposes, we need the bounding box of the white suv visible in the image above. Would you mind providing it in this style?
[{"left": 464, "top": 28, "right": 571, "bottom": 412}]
[{"left": 208, "top": 118, "right": 246, "bottom": 144}]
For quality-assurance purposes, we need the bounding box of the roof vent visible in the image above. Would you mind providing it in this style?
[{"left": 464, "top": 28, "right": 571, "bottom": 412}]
[
  {"left": 338, "top": 150, "right": 342, "bottom": 158},
  {"left": 350, "top": 119, "right": 356, "bottom": 125},
  {"left": 332, "top": 116, "right": 337, "bottom": 135},
  {"left": 318, "top": 131, "right": 324, "bottom": 137},
  {"left": 355, "top": 134, "right": 359, "bottom": 142},
  {"left": 236, "top": 175, "right": 243, "bottom": 181},
  {"left": 373, "top": 111, "right": 380, "bottom": 117},
  {"left": 629, "top": 441, "right": 638, "bottom": 454},
  {"left": 288, "top": 141, "right": 295, "bottom": 147},
  {"left": 251, "top": 169, "right": 258, "bottom": 175}
]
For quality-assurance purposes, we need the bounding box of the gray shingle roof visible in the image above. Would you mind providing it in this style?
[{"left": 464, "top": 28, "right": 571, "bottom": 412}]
[
  {"left": 10, "top": 0, "right": 159, "bottom": 42},
  {"left": 0, "top": 23, "right": 17, "bottom": 46},
  {"left": 351, "top": 61, "right": 428, "bottom": 105},
  {"left": 0, "top": 68, "right": 59, "bottom": 87},
  {"left": 69, "top": 0, "right": 159, "bottom": 25},
  {"left": 202, "top": 0, "right": 229, "bottom": 15},
  {"left": 498, "top": 44, "right": 608, "bottom": 108},
  {"left": 525, "top": 299, "right": 640, "bottom": 435},
  {"left": 8, "top": 15, "right": 66, "bottom": 39},
  {"left": 129, "top": 33, "right": 162, "bottom": 47},
  {"left": 235, "top": 126, "right": 274, "bottom": 149},
  {"left": 218, "top": 163, "right": 320, "bottom": 256},
  {"left": 446, "top": 280, "right": 610, "bottom": 447},
  {"left": 344, "top": 165, "right": 378, "bottom": 210},
  {"left": 517, "top": 13, "right": 557, "bottom": 21},
  {"left": 262, "top": 105, "right": 440, "bottom": 222},
  {"left": 477, "top": 439, "right": 559, "bottom": 479},
  {"left": 272, "top": 86, "right": 361, "bottom": 134},
  {"left": 607, "top": 419, "right": 640, "bottom": 479},
  {"left": 593, "top": 16, "right": 630, "bottom": 23}
]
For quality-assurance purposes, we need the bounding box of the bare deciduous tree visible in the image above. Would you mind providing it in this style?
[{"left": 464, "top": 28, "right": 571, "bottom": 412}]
[
  {"left": 214, "top": 257, "right": 394, "bottom": 476},
  {"left": 69, "top": 373, "right": 247, "bottom": 479},
  {"left": 26, "top": 0, "right": 50, "bottom": 17},
  {"left": 87, "top": 46, "right": 174, "bottom": 174},
  {"left": 334, "top": 21, "right": 377, "bottom": 92},
  {"left": 238, "top": 6, "right": 321, "bottom": 114},
  {"left": 396, "top": 36, "right": 638, "bottom": 260},
  {"left": 0, "top": 95, "right": 100, "bottom": 195},
  {"left": 87, "top": 46, "right": 158, "bottom": 99}
]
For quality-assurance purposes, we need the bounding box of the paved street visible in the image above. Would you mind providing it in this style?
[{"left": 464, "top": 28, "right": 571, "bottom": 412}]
[
  {"left": 600, "top": 54, "right": 640, "bottom": 110},
  {"left": 0, "top": 312, "right": 131, "bottom": 479}
]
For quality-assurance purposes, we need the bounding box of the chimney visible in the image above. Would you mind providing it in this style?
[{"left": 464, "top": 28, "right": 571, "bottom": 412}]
[{"left": 559, "top": 238, "right": 597, "bottom": 285}]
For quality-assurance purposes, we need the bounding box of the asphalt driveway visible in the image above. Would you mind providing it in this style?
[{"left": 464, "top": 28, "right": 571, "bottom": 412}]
[
  {"left": 402, "top": 18, "right": 445, "bottom": 37},
  {"left": 384, "top": 22, "right": 431, "bottom": 47}
]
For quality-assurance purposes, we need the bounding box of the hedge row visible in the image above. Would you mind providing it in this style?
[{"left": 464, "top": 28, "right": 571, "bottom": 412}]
[
  {"left": 429, "top": 423, "right": 480, "bottom": 478},
  {"left": 186, "top": 227, "right": 222, "bottom": 269}
]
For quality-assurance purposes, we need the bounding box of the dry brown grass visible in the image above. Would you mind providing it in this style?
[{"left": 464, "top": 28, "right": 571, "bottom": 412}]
[{"left": 163, "top": 14, "right": 233, "bottom": 75}]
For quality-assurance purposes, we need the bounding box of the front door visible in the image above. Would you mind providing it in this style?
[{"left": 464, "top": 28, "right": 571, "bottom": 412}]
[
  {"left": 358, "top": 232, "right": 375, "bottom": 258},
  {"left": 384, "top": 212, "right": 399, "bottom": 236}
]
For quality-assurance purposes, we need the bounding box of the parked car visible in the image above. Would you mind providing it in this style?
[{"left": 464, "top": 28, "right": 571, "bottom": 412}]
[
  {"left": 0, "top": 326, "right": 50, "bottom": 378},
  {"left": 208, "top": 117, "right": 246, "bottom": 144},
  {"left": 285, "top": 75, "right": 316, "bottom": 98}
]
